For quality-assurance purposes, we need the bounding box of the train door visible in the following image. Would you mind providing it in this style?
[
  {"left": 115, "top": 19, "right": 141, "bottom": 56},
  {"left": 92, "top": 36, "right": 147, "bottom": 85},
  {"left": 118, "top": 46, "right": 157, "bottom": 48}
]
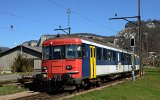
[
  {"left": 51, "top": 46, "right": 64, "bottom": 74},
  {"left": 90, "top": 46, "right": 96, "bottom": 79},
  {"left": 118, "top": 52, "right": 123, "bottom": 72}
]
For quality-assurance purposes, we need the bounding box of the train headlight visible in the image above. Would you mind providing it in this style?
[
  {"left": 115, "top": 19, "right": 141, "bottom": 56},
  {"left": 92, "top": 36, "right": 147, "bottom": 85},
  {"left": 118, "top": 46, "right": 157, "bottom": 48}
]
[
  {"left": 43, "top": 73, "right": 47, "bottom": 78},
  {"left": 66, "top": 65, "right": 72, "bottom": 70},
  {"left": 41, "top": 66, "right": 48, "bottom": 73}
]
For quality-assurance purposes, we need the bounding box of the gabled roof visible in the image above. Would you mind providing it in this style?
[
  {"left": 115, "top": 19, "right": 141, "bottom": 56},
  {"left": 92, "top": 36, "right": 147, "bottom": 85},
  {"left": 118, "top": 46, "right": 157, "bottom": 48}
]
[
  {"left": 0, "top": 45, "right": 42, "bottom": 57},
  {"left": 22, "top": 45, "right": 42, "bottom": 53}
]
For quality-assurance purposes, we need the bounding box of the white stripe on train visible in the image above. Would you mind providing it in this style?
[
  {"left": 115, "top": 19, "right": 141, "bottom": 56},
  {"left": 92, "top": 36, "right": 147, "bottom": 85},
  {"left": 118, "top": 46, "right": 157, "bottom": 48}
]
[{"left": 81, "top": 39, "right": 130, "bottom": 54}]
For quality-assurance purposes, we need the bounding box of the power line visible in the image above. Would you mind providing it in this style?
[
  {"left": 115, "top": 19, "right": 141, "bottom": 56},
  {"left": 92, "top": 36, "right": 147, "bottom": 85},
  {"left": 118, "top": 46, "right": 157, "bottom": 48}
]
[
  {"left": 47, "top": 0, "right": 68, "bottom": 10},
  {"left": 0, "top": 10, "right": 55, "bottom": 26},
  {"left": 0, "top": 25, "right": 37, "bottom": 37},
  {"left": 0, "top": 1, "right": 117, "bottom": 33},
  {"left": 47, "top": 0, "right": 117, "bottom": 33},
  {"left": 72, "top": 10, "right": 117, "bottom": 32}
]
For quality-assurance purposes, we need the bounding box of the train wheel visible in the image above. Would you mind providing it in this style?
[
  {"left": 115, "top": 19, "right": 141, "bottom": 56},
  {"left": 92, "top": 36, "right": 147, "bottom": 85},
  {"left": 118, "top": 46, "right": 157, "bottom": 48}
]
[
  {"left": 79, "top": 81, "right": 85, "bottom": 92},
  {"left": 85, "top": 82, "right": 91, "bottom": 90},
  {"left": 76, "top": 84, "right": 80, "bottom": 92},
  {"left": 96, "top": 78, "right": 102, "bottom": 87}
]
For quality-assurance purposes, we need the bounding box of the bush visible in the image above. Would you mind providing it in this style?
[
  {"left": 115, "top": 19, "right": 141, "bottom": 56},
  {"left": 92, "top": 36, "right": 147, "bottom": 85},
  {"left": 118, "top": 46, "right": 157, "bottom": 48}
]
[
  {"left": 11, "top": 54, "right": 33, "bottom": 72},
  {"left": 154, "top": 59, "right": 160, "bottom": 67}
]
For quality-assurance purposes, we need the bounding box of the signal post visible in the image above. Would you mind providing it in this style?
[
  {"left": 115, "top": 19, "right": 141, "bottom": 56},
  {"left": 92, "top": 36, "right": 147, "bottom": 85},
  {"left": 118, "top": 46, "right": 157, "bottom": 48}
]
[{"left": 131, "top": 36, "right": 135, "bottom": 81}]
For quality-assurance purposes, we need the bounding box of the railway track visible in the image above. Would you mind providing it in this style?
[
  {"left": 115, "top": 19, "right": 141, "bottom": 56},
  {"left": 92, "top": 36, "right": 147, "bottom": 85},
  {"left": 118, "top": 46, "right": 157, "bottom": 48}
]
[
  {"left": 0, "top": 80, "right": 18, "bottom": 86},
  {"left": 13, "top": 77, "right": 128, "bottom": 100}
]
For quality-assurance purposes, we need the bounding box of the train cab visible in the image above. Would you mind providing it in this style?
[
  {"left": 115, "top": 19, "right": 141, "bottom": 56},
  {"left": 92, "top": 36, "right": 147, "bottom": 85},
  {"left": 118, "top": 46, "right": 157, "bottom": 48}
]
[{"left": 41, "top": 37, "right": 85, "bottom": 89}]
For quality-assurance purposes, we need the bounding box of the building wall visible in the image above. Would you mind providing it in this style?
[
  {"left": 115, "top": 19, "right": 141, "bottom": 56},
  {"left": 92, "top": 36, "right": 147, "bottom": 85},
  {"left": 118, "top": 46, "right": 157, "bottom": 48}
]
[
  {"left": 34, "top": 59, "right": 41, "bottom": 72},
  {"left": 20, "top": 47, "right": 41, "bottom": 59},
  {"left": 0, "top": 46, "right": 42, "bottom": 73},
  {"left": 0, "top": 50, "right": 18, "bottom": 73},
  {"left": 21, "top": 48, "right": 42, "bottom": 72}
]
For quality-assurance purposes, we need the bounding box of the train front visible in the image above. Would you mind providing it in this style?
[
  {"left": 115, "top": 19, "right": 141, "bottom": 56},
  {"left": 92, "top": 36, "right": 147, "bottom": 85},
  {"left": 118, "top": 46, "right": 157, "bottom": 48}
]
[{"left": 41, "top": 37, "right": 83, "bottom": 90}]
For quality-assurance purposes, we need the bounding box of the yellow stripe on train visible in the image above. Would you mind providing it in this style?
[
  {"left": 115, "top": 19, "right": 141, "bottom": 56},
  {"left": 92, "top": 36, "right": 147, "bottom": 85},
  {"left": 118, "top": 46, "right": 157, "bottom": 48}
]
[{"left": 90, "top": 46, "right": 96, "bottom": 79}]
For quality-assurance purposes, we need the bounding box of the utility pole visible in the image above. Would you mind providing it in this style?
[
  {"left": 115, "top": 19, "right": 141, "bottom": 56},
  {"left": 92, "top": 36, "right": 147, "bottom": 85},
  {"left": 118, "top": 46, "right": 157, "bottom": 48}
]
[
  {"left": 54, "top": 8, "right": 71, "bottom": 35},
  {"left": 138, "top": 0, "right": 142, "bottom": 76},
  {"left": 67, "top": 9, "right": 71, "bottom": 35},
  {"left": 131, "top": 36, "right": 136, "bottom": 81},
  {"left": 109, "top": 0, "right": 142, "bottom": 77}
]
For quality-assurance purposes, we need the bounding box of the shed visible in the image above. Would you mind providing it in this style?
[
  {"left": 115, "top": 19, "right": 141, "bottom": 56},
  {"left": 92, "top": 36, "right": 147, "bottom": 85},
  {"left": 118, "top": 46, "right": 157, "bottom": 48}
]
[{"left": 0, "top": 45, "right": 42, "bottom": 73}]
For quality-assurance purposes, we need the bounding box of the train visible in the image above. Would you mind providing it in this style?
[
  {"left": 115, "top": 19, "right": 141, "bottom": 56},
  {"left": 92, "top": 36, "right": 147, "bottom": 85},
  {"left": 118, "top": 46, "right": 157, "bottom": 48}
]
[{"left": 40, "top": 35, "right": 140, "bottom": 91}]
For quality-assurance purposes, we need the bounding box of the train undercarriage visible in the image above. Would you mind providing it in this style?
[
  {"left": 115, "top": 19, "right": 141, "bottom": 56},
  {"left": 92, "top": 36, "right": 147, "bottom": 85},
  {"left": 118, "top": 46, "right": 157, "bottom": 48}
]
[
  {"left": 18, "top": 70, "right": 139, "bottom": 92},
  {"left": 39, "top": 70, "right": 140, "bottom": 91}
]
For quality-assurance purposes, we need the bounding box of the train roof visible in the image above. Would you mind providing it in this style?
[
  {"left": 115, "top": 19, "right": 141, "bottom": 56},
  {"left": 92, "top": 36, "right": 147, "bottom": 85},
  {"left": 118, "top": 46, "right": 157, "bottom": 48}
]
[{"left": 43, "top": 34, "right": 132, "bottom": 54}]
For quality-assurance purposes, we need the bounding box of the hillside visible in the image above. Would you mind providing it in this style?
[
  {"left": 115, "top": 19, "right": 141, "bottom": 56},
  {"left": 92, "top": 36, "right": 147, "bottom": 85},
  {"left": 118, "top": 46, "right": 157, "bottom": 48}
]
[
  {"left": 0, "top": 46, "right": 10, "bottom": 54},
  {"left": 114, "top": 20, "right": 160, "bottom": 58},
  {"left": 1, "top": 20, "right": 160, "bottom": 61},
  {"left": 22, "top": 40, "right": 38, "bottom": 47},
  {"left": 72, "top": 33, "right": 115, "bottom": 43}
]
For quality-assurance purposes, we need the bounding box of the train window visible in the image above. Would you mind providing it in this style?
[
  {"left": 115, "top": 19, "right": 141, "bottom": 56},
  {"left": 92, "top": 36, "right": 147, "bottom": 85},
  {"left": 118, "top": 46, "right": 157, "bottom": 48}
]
[
  {"left": 82, "top": 45, "right": 86, "bottom": 58},
  {"left": 77, "top": 45, "right": 82, "bottom": 58},
  {"left": 125, "top": 53, "right": 128, "bottom": 61},
  {"left": 126, "top": 54, "right": 128, "bottom": 62},
  {"left": 97, "top": 47, "right": 102, "bottom": 60},
  {"left": 129, "top": 54, "right": 132, "bottom": 64},
  {"left": 122, "top": 53, "right": 125, "bottom": 61},
  {"left": 121, "top": 53, "right": 124, "bottom": 61},
  {"left": 52, "top": 46, "right": 64, "bottom": 59},
  {"left": 108, "top": 50, "right": 112, "bottom": 61},
  {"left": 65, "top": 45, "right": 82, "bottom": 59},
  {"left": 66, "top": 45, "right": 77, "bottom": 59},
  {"left": 103, "top": 49, "right": 107, "bottom": 61},
  {"left": 125, "top": 54, "right": 127, "bottom": 61},
  {"left": 42, "top": 46, "right": 50, "bottom": 60},
  {"left": 113, "top": 51, "right": 116, "bottom": 61},
  {"left": 124, "top": 53, "right": 127, "bottom": 61}
]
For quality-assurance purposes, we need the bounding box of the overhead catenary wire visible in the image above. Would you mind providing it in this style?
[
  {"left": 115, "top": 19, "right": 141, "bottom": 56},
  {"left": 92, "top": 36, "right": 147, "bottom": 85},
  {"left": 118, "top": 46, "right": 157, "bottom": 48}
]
[
  {"left": 47, "top": 0, "right": 117, "bottom": 33},
  {"left": 0, "top": 10, "right": 55, "bottom": 26},
  {"left": 0, "top": 1, "right": 118, "bottom": 36},
  {"left": 0, "top": 25, "right": 37, "bottom": 37},
  {"left": 0, "top": 10, "right": 54, "bottom": 37},
  {"left": 0, "top": 1, "right": 117, "bottom": 34}
]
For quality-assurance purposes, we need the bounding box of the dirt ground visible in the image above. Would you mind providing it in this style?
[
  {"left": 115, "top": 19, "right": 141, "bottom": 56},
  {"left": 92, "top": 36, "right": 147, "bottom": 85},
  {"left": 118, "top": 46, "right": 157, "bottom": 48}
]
[{"left": 0, "top": 91, "right": 39, "bottom": 100}]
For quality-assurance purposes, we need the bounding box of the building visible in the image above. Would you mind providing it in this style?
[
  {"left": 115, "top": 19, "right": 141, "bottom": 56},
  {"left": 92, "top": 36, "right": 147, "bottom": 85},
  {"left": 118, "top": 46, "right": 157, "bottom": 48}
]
[
  {"left": 0, "top": 45, "right": 42, "bottom": 73},
  {"left": 37, "top": 34, "right": 55, "bottom": 46},
  {"left": 22, "top": 40, "right": 38, "bottom": 47}
]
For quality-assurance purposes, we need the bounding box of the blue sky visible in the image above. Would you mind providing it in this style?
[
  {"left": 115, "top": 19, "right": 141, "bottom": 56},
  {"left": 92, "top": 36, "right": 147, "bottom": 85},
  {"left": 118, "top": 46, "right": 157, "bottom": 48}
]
[{"left": 0, "top": 0, "right": 159, "bottom": 48}]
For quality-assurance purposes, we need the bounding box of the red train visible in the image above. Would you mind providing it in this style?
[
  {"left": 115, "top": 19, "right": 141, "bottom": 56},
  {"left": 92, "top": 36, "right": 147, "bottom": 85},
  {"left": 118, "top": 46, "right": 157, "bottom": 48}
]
[{"left": 41, "top": 35, "right": 139, "bottom": 90}]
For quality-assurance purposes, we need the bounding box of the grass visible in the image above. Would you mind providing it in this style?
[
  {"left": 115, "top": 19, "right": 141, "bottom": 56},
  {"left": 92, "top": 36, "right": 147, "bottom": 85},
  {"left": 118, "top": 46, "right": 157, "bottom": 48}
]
[
  {"left": 0, "top": 85, "right": 27, "bottom": 96},
  {"left": 0, "top": 72, "right": 33, "bottom": 96},
  {"left": 67, "top": 68, "right": 160, "bottom": 100}
]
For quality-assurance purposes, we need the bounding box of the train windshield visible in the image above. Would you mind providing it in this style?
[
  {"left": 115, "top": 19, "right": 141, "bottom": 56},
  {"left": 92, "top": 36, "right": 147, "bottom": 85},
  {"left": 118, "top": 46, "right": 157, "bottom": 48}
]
[
  {"left": 65, "top": 45, "right": 82, "bottom": 59},
  {"left": 52, "top": 46, "right": 65, "bottom": 59},
  {"left": 42, "top": 46, "right": 51, "bottom": 60},
  {"left": 42, "top": 45, "right": 82, "bottom": 60}
]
